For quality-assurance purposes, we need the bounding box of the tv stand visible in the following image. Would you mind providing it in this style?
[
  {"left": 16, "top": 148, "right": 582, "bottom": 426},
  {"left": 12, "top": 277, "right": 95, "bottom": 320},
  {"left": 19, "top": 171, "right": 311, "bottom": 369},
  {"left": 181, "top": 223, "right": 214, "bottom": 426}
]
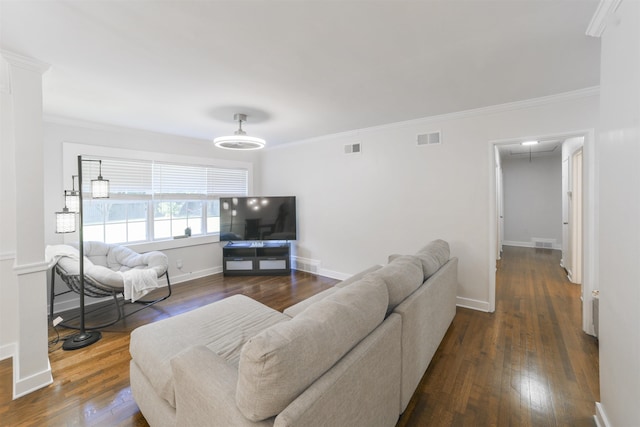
[{"left": 222, "top": 242, "right": 291, "bottom": 276}]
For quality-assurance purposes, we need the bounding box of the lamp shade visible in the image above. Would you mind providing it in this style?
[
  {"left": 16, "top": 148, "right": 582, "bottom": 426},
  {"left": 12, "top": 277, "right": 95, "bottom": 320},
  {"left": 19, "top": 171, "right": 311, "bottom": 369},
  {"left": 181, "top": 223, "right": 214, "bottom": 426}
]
[
  {"left": 91, "top": 177, "right": 109, "bottom": 198},
  {"left": 55, "top": 207, "right": 76, "bottom": 233},
  {"left": 64, "top": 190, "right": 80, "bottom": 213}
]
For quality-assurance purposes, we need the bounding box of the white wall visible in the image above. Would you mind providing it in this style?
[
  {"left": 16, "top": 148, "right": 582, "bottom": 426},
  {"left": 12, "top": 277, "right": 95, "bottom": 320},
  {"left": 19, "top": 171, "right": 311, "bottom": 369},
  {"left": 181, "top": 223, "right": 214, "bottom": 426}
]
[
  {"left": 596, "top": 1, "right": 640, "bottom": 425},
  {"left": 42, "top": 119, "right": 261, "bottom": 313},
  {"left": 260, "top": 91, "right": 599, "bottom": 311},
  {"left": 501, "top": 154, "right": 562, "bottom": 248}
]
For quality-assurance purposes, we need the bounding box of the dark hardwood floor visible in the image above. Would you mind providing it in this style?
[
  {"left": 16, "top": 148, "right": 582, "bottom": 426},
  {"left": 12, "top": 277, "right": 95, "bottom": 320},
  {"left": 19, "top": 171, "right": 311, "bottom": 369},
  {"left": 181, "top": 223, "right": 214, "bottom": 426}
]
[
  {"left": 0, "top": 246, "right": 599, "bottom": 426},
  {"left": 397, "top": 246, "right": 599, "bottom": 427}
]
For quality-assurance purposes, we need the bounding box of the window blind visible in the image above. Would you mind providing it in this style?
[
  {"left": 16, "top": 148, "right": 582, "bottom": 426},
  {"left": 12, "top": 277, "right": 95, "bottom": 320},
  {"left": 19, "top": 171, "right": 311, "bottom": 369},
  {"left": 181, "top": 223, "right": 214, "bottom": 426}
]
[
  {"left": 82, "top": 158, "right": 153, "bottom": 198},
  {"left": 81, "top": 157, "right": 248, "bottom": 200},
  {"left": 208, "top": 168, "right": 249, "bottom": 195}
]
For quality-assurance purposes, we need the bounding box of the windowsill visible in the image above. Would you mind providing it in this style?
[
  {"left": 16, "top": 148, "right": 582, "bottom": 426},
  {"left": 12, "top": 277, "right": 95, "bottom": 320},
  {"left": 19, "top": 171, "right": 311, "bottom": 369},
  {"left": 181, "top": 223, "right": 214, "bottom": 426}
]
[{"left": 126, "top": 234, "right": 220, "bottom": 252}]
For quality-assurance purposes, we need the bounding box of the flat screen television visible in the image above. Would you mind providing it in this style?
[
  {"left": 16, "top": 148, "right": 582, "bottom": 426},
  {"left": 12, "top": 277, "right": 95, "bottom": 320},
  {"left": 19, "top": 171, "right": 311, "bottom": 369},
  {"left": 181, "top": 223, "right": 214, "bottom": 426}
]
[{"left": 219, "top": 196, "right": 297, "bottom": 241}]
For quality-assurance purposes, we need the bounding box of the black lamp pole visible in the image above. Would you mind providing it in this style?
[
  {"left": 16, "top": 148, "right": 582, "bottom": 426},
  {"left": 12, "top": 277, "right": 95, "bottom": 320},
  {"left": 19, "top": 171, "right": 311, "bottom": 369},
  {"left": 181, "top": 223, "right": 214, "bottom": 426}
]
[{"left": 62, "top": 155, "right": 102, "bottom": 350}]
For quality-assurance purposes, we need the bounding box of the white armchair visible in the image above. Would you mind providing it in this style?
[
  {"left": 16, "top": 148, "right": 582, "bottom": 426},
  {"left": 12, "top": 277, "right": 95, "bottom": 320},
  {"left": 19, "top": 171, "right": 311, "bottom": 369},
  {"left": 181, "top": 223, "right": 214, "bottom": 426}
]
[{"left": 48, "top": 242, "right": 171, "bottom": 329}]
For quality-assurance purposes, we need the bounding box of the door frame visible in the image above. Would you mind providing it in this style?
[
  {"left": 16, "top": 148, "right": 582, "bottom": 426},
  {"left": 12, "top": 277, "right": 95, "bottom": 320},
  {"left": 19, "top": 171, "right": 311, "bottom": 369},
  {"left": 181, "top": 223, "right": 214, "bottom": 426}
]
[
  {"left": 570, "top": 148, "right": 584, "bottom": 284},
  {"left": 488, "top": 129, "right": 597, "bottom": 336}
]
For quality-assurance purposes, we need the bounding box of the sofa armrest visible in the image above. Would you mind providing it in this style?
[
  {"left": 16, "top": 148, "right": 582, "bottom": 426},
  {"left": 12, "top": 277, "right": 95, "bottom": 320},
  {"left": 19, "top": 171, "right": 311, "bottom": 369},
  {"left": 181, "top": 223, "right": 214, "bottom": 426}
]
[
  {"left": 171, "top": 345, "right": 272, "bottom": 427},
  {"left": 393, "top": 257, "right": 458, "bottom": 412},
  {"left": 274, "top": 314, "right": 402, "bottom": 427}
]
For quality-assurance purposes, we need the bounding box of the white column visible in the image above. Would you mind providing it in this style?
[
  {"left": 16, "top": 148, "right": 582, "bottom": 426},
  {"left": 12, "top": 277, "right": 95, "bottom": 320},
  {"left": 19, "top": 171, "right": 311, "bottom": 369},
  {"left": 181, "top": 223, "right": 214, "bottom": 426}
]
[
  {"left": 0, "top": 50, "right": 53, "bottom": 398},
  {"left": 588, "top": 1, "right": 640, "bottom": 425}
]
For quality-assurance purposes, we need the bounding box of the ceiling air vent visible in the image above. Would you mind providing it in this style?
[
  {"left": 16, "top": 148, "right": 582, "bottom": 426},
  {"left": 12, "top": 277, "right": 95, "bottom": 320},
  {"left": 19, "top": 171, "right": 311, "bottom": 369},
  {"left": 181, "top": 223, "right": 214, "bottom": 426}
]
[
  {"left": 344, "top": 142, "right": 362, "bottom": 154},
  {"left": 417, "top": 131, "right": 441, "bottom": 146}
]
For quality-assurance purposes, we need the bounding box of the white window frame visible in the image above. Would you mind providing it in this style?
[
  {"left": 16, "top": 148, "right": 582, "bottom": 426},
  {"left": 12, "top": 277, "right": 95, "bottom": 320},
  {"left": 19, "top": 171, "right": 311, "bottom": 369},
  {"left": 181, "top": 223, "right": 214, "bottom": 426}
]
[{"left": 62, "top": 142, "right": 253, "bottom": 251}]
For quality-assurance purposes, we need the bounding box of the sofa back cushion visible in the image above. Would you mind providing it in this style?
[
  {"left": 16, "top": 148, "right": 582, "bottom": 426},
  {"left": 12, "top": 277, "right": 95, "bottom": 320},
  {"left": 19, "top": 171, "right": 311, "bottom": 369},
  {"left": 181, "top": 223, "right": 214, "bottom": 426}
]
[
  {"left": 235, "top": 276, "right": 389, "bottom": 421},
  {"left": 335, "top": 264, "right": 383, "bottom": 288},
  {"left": 415, "top": 239, "right": 450, "bottom": 280},
  {"left": 374, "top": 255, "right": 424, "bottom": 313}
]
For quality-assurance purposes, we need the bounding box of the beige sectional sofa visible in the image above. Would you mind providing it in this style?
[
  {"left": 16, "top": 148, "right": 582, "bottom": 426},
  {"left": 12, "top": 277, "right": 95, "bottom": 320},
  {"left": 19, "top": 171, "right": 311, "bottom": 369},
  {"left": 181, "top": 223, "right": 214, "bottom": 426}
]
[{"left": 129, "top": 239, "right": 457, "bottom": 426}]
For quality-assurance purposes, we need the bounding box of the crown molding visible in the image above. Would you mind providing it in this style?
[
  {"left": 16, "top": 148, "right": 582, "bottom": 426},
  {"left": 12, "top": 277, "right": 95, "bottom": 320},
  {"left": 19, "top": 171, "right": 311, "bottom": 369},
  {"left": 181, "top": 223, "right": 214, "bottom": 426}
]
[
  {"left": 270, "top": 86, "right": 600, "bottom": 150},
  {"left": 586, "top": 0, "right": 623, "bottom": 37},
  {"left": 0, "top": 50, "right": 50, "bottom": 74},
  {"left": 0, "top": 60, "right": 10, "bottom": 94}
]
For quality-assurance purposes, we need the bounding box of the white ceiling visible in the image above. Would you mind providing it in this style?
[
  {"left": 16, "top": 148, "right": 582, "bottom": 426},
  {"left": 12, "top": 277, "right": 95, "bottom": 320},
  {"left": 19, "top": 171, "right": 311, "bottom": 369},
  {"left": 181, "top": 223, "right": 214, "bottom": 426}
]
[{"left": 0, "top": 0, "right": 600, "bottom": 148}]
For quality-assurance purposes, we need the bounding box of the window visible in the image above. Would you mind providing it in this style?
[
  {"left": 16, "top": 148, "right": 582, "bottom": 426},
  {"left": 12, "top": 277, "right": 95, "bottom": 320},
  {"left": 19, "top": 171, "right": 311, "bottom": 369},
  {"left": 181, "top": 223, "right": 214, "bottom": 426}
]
[
  {"left": 80, "top": 157, "right": 248, "bottom": 244},
  {"left": 153, "top": 201, "right": 203, "bottom": 239}
]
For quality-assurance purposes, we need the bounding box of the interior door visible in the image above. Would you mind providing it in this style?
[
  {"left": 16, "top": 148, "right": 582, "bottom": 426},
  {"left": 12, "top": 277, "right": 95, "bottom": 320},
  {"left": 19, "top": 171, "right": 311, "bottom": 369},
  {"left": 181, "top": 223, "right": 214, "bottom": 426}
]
[
  {"left": 561, "top": 157, "right": 571, "bottom": 273},
  {"left": 495, "top": 146, "right": 504, "bottom": 260},
  {"left": 496, "top": 165, "right": 504, "bottom": 259},
  {"left": 570, "top": 149, "right": 583, "bottom": 284}
]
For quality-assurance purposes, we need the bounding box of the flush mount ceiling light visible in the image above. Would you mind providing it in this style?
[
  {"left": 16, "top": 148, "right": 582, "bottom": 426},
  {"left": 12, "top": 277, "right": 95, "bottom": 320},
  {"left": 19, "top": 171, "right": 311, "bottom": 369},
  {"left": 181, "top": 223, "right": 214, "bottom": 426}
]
[
  {"left": 521, "top": 140, "right": 539, "bottom": 146},
  {"left": 214, "top": 113, "right": 266, "bottom": 150}
]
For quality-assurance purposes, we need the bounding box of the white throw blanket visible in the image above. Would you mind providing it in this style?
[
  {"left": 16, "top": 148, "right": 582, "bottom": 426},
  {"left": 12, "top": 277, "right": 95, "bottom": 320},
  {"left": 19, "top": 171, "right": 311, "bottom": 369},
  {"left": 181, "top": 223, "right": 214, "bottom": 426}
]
[
  {"left": 120, "top": 269, "right": 159, "bottom": 302},
  {"left": 45, "top": 244, "right": 81, "bottom": 267}
]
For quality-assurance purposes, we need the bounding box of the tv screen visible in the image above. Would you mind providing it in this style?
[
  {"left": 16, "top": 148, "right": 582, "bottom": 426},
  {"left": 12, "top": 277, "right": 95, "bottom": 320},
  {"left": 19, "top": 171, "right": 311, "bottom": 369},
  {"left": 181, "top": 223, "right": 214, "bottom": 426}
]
[{"left": 219, "top": 196, "right": 297, "bottom": 241}]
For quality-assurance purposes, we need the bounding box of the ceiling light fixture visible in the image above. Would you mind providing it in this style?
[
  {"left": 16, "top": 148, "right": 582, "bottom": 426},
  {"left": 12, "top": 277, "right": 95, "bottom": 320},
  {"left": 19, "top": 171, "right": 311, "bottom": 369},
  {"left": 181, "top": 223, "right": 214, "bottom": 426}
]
[
  {"left": 521, "top": 140, "right": 539, "bottom": 146},
  {"left": 213, "top": 113, "right": 266, "bottom": 150}
]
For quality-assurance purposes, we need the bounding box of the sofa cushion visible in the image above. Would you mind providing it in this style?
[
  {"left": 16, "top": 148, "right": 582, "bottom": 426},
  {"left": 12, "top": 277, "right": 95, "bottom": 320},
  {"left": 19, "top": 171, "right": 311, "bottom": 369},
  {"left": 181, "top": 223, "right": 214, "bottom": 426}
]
[
  {"left": 415, "top": 239, "right": 450, "bottom": 280},
  {"left": 235, "top": 276, "right": 389, "bottom": 421},
  {"left": 335, "top": 264, "right": 383, "bottom": 288},
  {"left": 283, "top": 287, "right": 339, "bottom": 317},
  {"left": 374, "top": 255, "right": 424, "bottom": 313},
  {"left": 129, "top": 295, "right": 289, "bottom": 408},
  {"left": 55, "top": 252, "right": 125, "bottom": 289},
  {"left": 83, "top": 241, "right": 111, "bottom": 267}
]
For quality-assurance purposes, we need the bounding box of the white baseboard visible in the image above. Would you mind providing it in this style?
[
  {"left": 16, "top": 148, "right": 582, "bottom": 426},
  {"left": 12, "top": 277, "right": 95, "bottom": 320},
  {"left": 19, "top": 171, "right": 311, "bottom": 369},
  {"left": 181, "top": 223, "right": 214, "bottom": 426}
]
[
  {"left": 503, "top": 240, "right": 562, "bottom": 250},
  {"left": 566, "top": 268, "right": 574, "bottom": 282},
  {"left": 456, "top": 297, "right": 490, "bottom": 312},
  {"left": 317, "top": 268, "right": 350, "bottom": 281},
  {"left": 171, "top": 267, "right": 221, "bottom": 284},
  {"left": 13, "top": 359, "right": 53, "bottom": 399},
  {"left": 291, "top": 256, "right": 321, "bottom": 275},
  {"left": 503, "top": 240, "right": 530, "bottom": 248},
  {"left": 594, "top": 402, "right": 612, "bottom": 427},
  {"left": 2, "top": 343, "right": 53, "bottom": 399},
  {"left": 290, "top": 256, "right": 351, "bottom": 280}
]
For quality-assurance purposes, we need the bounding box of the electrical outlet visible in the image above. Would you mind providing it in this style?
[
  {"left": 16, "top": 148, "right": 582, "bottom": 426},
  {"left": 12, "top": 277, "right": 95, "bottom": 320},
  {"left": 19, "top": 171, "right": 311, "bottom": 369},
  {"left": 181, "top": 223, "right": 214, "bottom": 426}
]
[
  {"left": 176, "top": 259, "right": 183, "bottom": 269},
  {"left": 53, "top": 316, "right": 63, "bottom": 327}
]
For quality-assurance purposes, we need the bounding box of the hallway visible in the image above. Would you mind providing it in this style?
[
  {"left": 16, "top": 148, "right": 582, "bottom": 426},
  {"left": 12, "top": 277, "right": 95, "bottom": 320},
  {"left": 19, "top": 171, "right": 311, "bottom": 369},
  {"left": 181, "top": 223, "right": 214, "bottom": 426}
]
[{"left": 398, "top": 246, "right": 599, "bottom": 426}]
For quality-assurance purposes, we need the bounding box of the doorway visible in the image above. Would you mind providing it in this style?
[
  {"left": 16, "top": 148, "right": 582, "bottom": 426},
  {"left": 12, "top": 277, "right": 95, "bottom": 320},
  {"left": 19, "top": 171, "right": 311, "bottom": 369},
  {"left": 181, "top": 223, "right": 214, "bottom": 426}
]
[{"left": 488, "top": 130, "right": 596, "bottom": 336}]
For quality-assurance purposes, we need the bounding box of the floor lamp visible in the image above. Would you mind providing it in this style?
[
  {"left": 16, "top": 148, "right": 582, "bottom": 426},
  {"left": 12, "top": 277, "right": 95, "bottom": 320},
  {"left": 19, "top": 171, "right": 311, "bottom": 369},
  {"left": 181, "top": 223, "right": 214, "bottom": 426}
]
[{"left": 55, "top": 155, "right": 110, "bottom": 350}]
